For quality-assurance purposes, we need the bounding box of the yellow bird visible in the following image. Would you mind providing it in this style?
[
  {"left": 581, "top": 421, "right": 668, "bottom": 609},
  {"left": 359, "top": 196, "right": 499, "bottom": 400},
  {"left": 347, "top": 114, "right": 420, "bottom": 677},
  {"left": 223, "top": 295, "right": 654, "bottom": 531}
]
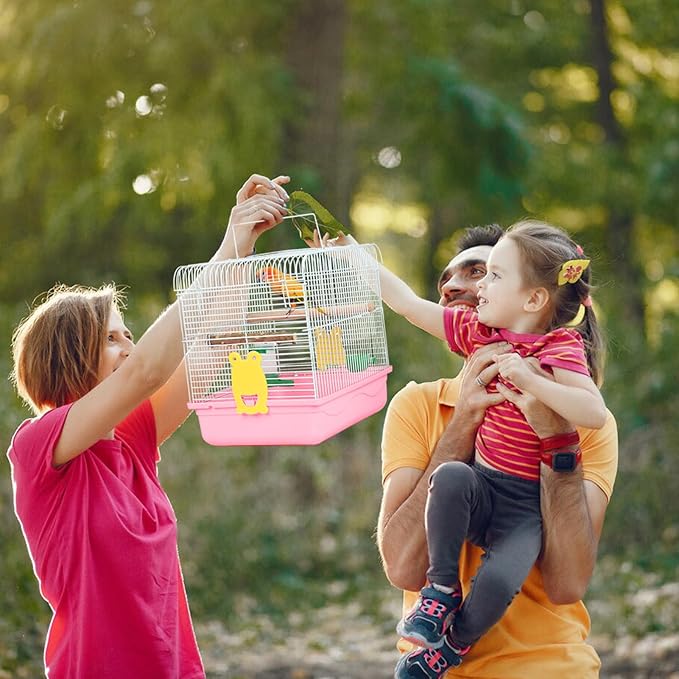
[
  {"left": 257, "top": 266, "right": 304, "bottom": 307},
  {"left": 257, "top": 266, "right": 327, "bottom": 315}
]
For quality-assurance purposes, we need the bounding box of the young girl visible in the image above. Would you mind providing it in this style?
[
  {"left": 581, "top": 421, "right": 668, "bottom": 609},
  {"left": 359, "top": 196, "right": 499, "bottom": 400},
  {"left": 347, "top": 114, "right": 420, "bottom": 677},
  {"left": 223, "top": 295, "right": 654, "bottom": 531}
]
[
  {"left": 320, "top": 219, "right": 606, "bottom": 677},
  {"left": 7, "top": 174, "right": 289, "bottom": 679}
]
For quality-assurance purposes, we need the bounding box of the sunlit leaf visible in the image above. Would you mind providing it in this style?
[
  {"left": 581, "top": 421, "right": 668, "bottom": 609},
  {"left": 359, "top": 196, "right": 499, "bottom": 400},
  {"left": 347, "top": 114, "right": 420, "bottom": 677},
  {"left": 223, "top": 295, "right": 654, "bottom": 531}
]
[{"left": 287, "top": 190, "right": 348, "bottom": 241}]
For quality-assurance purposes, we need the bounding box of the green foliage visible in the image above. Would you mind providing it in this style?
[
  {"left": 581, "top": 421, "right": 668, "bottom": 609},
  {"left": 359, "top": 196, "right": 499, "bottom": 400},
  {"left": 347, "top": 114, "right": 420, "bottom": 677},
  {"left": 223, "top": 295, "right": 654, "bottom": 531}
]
[
  {"left": 287, "top": 190, "right": 348, "bottom": 241},
  {"left": 598, "top": 311, "right": 679, "bottom": 564},
  {"left": 346, "top": 2, "right": 530, "bottom": 231},
  {"left": 0, "top": 305, "right": 51, "bottom": 677},
  {"left": 156, "top": 404, "right": 388, "bottom": 622},
  {"left": 1, "top": 1, "right": 679, "bottom": 673},
  {"left": 404, "top": 57, "right": 530, "bottom": 205},
  {"left": 588, "top": 553, "right": 679, "bottom": 639},
  {"left": 0, "top": 0, "right": 294, "bottom": 301}
]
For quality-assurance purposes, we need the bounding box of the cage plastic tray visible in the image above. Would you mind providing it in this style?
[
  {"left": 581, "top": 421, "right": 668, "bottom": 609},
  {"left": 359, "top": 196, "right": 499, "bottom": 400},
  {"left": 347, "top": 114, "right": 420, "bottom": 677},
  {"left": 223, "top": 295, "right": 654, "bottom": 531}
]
[{"left": 188, "top": 366, "right": 392, "bottom": 446}]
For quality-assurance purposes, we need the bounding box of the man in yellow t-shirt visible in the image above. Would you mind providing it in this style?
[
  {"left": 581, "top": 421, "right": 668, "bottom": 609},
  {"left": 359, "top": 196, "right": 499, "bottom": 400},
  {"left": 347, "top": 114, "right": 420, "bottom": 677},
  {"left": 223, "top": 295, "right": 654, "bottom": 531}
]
[{"left": 378, "top": 225, "right": 618, "bottom": 678}]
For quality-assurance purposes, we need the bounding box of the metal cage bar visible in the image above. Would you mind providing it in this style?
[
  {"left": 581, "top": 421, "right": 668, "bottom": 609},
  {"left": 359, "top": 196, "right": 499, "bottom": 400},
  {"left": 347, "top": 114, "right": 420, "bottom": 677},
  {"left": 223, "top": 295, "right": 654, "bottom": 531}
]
[{"left": 173, "top": 244, "right": 389, "bottom": 405}]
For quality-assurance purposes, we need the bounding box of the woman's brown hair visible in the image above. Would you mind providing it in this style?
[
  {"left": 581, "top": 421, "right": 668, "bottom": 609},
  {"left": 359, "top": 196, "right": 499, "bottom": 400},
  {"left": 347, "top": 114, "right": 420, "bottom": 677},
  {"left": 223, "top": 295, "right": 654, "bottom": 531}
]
[
  {"left": 11, "top": 284, "right": 123, "bottom": 414},
  {"left": 504, "top": 220, "right": 606, "bottom": 386}
]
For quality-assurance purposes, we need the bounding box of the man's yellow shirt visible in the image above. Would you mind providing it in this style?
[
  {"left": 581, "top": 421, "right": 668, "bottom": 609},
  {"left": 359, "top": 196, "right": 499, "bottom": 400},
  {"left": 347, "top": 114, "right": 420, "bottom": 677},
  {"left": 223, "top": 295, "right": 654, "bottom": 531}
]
[{"left": 381, "top": 377, "right": 618, "bottom": 679}]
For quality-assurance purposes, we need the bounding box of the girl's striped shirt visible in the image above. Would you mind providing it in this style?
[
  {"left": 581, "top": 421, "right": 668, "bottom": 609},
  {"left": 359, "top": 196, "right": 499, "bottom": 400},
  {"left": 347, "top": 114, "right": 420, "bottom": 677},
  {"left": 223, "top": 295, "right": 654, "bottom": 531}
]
[{"left": 443, "top": 307, "right": 589, "bottom": 481}]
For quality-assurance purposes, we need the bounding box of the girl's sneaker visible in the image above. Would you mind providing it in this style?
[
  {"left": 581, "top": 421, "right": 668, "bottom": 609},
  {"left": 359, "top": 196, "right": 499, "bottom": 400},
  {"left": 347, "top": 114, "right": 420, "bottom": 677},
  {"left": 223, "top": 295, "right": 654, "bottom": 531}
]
[
  {"left": 396, "top": 586, "right": 462, "bottom": 648},
  {"left": 394, "top": 636, "right": 470, "bottom": 679}
]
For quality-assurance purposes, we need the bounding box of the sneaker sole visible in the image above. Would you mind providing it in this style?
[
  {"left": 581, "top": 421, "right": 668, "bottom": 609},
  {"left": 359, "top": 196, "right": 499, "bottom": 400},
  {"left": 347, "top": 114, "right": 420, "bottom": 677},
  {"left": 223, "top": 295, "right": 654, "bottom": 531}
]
[{"left": 395, "top": 621, "right": 446, "bottom": 650}]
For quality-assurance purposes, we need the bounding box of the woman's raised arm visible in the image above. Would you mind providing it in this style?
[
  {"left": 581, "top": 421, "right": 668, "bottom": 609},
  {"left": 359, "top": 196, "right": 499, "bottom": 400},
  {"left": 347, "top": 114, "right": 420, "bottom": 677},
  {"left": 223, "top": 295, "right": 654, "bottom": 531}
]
[{"left": 53, "top": 174, "right": 289, "bottom": 465}]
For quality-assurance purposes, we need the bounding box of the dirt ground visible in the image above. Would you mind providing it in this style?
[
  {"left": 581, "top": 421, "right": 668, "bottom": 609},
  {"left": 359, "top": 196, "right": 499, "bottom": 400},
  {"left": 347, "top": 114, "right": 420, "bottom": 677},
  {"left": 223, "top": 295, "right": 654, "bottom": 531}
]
[
  {"left": 196, "top": 602, "right": 679, "bottom": 679},
  {"left": 202, "top": 648, "right": 679, "bottom": 679},
  {"left": 203, "top": 647, "right": 679, "bottom": 679}
]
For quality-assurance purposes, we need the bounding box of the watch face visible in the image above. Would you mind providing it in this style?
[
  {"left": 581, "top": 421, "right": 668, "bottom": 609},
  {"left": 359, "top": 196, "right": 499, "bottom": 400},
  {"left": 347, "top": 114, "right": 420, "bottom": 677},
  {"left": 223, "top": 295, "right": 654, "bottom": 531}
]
[{"left": 553, "top": 452, "right": 577, "bottom": 472}]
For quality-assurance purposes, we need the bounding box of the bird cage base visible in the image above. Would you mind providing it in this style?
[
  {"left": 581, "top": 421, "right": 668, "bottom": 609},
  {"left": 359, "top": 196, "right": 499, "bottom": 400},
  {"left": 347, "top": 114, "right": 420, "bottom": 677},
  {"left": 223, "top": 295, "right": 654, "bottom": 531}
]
[{"left": 190, "top": 366, "right": 392, "bottom": 446}]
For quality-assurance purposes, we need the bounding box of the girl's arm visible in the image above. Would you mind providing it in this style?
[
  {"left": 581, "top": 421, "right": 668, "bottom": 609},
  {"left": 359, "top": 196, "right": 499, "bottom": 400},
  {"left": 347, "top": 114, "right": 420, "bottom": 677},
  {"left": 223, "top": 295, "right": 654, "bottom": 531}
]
[
  {"left": 378, "top": 264, "right": 448, "bottom": 341},
  {"left": 312, "top": 232, "right": 448, "bottom": 341},
  {"left": 53, "top": 175, "right": 289, "bottom": 466},
  {"left": 495, "top": 353, "right": 607, "bottom": 429}
]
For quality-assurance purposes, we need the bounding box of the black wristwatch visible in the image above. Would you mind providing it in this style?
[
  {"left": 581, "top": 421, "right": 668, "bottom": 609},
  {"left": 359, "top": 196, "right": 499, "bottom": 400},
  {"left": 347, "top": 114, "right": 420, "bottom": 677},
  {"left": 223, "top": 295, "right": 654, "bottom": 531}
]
[{"left": 539, "top": 432, "right": 582, "bottom": 472}]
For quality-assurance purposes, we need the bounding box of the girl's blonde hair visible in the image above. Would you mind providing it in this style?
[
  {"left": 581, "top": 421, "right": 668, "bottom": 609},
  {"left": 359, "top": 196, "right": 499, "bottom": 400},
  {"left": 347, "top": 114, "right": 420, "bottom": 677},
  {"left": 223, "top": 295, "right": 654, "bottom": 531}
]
[
  {"left": 504, "top": 220, "right": 605, "bottom": 386},
  {"left": 11, "top": 284, "right": 123, "bottom": 414}
]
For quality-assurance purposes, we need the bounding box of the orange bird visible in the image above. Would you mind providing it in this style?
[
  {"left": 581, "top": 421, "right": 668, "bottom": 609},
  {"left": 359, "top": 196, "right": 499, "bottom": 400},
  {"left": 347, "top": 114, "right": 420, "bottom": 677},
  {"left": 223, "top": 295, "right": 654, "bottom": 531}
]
[{"left": 257, "top": 266, "right": 326, "bottom": 315}]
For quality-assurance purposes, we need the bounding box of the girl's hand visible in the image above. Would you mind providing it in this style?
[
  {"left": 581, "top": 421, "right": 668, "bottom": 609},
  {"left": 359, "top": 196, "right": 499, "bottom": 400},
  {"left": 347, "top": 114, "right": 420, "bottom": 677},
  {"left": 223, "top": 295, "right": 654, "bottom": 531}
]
[
  {"left": 495, "top": 360, "right": 573, "bottom": 438},
  {"left": 304, "top": 230, "right": 357, "bottom": 249},
  {"left": 494, "top": 352, "right": 535, "bottom": 391}
]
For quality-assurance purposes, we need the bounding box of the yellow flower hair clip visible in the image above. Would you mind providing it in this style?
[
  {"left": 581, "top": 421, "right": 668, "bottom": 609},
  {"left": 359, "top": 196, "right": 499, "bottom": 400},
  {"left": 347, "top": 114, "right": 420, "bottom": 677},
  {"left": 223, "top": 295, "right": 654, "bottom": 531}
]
[{"left": 558, "top": 259, "right": 590, "bottom": 286}]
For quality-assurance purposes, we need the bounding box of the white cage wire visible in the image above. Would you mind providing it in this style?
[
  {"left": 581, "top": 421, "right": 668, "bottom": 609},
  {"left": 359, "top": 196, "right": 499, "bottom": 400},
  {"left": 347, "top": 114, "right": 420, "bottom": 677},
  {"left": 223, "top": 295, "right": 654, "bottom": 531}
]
[{"left": 173, "top": 243, "right": 392, "bottom": 446}]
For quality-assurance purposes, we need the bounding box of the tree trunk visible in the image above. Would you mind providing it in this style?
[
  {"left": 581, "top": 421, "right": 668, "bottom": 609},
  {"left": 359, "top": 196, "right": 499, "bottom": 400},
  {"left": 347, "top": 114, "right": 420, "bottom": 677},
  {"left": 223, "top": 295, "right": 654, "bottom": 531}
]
[
  {"left": 283, "top": 0, "right": 347, "bottom": 218},
  {"left": 279, "top": 1, "right": 353, "bottom": 500},
  {"left": 589, "top": 0, "right": 645, "bottom": 329}
]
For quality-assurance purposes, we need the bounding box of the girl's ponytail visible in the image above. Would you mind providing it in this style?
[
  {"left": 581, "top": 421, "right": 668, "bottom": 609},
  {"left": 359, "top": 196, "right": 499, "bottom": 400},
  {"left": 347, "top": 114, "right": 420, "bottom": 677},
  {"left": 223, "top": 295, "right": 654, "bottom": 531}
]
[{"left": 574, "top": 298, "right": 605, "bottom": 387}]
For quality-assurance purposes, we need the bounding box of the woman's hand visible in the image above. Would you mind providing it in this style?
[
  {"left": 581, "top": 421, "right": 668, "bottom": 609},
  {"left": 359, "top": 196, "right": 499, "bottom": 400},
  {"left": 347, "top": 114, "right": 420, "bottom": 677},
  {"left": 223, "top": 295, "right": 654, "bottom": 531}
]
[
  {"left": 219, "top": 174, "right": 291, "bottom": 259},
  {"left": 236, "top": 173, "right": 290, "bottom": 204}
]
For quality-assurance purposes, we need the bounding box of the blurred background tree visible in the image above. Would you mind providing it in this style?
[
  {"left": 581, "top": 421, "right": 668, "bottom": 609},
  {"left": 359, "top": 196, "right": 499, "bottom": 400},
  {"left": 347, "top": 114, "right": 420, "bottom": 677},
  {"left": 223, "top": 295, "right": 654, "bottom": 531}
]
[{"left": 1, "top": 0, "right": 678, "bottom": 675}]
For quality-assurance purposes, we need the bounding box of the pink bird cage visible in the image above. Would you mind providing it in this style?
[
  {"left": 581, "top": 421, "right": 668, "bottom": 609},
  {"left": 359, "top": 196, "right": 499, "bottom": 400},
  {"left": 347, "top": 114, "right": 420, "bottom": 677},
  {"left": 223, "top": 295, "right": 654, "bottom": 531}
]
[{"left": 173, "top": 244, "right": 392, "bottom": 446}]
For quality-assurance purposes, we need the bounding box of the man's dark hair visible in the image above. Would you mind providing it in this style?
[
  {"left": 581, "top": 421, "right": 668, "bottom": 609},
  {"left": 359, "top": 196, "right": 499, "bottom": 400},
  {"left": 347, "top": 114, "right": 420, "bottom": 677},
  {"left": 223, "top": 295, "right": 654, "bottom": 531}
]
[{"left": 456, "top": 224, "right": 504, "bottom": 254}]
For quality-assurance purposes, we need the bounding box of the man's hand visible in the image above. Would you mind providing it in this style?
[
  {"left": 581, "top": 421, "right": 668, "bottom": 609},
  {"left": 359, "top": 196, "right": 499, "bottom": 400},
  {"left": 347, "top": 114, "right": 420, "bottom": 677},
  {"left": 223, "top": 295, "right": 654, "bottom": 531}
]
[
  {"left": 456, "top": 342, "right": 511, "bottom": 429},
  {"left": 377, "top": 342, "right": 509, "bottom": 590}
]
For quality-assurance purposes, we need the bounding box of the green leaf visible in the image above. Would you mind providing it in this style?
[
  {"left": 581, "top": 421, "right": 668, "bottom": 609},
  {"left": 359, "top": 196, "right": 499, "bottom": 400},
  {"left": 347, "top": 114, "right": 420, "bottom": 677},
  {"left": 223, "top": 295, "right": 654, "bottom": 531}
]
[{"left": 287, "top": 190, "right": 348, "bottom": 241}]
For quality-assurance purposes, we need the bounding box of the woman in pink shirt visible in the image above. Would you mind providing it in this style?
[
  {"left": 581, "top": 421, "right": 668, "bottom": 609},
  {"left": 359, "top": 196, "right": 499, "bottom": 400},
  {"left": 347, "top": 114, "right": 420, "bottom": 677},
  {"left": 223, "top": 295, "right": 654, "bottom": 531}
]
[{"left": 7, "top": 173, "right": 290, "bottom": 679}]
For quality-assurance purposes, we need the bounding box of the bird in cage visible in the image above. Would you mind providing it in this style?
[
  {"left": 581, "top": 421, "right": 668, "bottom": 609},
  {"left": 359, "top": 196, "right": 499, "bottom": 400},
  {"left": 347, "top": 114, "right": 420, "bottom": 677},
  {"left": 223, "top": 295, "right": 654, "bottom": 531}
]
[
  {"left": 256, "top": 265, "right": 327, "bottom": 316},
  {"left": 174, "top": 243, "right": 392, "bottom": 446}
]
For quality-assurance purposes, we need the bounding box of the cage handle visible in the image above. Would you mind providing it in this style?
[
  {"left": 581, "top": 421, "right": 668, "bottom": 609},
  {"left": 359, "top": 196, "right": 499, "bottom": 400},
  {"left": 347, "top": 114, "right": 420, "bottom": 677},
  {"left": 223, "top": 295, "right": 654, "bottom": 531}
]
[{"left": 230, "top": 212, "right": 324, "bottom": 259}]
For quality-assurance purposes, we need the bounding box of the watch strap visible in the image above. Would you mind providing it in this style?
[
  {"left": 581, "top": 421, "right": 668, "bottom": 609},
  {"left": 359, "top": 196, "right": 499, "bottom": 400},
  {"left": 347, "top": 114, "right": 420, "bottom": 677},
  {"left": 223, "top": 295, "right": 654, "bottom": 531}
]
[{"left": 539, "top": 431, "right": 580, "bottom": 453}]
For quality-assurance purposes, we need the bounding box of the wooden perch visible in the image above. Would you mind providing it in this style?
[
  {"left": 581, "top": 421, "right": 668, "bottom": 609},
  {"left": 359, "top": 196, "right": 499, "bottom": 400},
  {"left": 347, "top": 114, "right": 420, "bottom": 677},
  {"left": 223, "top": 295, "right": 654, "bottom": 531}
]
[
  {"left": 245, "top": 302, "right": 376, "bottom": 324},
  {"left": 208, "top": 332, "right": 297, "bottom": 346}
]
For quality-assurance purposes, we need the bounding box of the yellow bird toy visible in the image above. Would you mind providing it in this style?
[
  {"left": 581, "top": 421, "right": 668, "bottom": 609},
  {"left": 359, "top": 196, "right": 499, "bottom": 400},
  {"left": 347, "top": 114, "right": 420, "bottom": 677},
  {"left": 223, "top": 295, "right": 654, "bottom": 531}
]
[{"left": 257, "top": 266, "right": 326, "bottom": 316}]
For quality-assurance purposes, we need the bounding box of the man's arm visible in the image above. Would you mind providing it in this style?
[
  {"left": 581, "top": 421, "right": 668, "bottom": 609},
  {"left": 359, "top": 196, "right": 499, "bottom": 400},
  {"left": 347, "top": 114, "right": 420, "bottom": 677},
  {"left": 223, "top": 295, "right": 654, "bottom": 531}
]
[
  {"left": 539, "top": 468, "right": 608, "bottom": 603},
  {"left": 496, "top": 373, "right": 611, "bottom": 604},
  {"left": 377, "top": 407, "right": 478, "bottom": 592},
  {"left": 377, "top": 344, "right": 506, "bottom": 592}
]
